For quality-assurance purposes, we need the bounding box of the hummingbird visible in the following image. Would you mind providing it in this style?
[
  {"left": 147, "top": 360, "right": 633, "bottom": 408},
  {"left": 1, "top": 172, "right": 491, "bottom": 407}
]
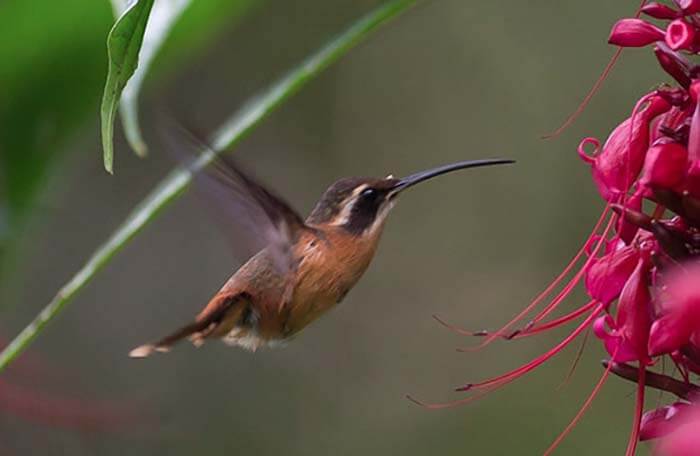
[{"left": 129, "top": 151, "right": 513, "bottom": 357}]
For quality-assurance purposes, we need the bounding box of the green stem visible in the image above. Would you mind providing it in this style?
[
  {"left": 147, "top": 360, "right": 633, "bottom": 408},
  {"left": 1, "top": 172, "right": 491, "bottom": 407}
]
[{"left": 0, "top": 0, "right": 417, "bottom": 372}]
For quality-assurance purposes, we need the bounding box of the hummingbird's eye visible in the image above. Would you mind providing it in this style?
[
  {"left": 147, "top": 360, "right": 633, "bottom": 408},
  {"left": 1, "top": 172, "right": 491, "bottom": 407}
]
[{"left": 360, "top": 187, "right": 377, "bottom": 199}]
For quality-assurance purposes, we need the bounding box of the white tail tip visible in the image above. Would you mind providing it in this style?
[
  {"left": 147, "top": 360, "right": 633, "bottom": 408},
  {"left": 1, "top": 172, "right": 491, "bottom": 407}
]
[{"left": 129, "top": 344, "right": 156, "bottom": 358}]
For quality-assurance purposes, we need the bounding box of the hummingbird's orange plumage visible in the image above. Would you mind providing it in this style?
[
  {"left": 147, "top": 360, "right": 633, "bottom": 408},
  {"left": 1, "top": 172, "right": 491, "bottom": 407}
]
[
  {"left": 129, "top": 147, "right": 512, "bottom": 358},
  {"left": 194, "top": 225, "right": 383, "bottom": 351}
]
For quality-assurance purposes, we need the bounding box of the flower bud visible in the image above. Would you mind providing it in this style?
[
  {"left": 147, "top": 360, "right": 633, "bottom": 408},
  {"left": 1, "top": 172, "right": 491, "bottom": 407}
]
[
  {"left": 654, "top": 44, "right": 691, "bottom": 88},
  {"left": 678, "top": 0, "right": 700, "bottom": 14},
  {"left": 640, "top": 403, "right": 690, "bottom": 441},
  {"left": 642, "top": 2, "right": 680, "bottom": 20},
  {"left": 578, "top": 96, "right": 671, "bottom": 201},
  {"left": 655, "top": 406, "right": 700, "bottom": 456},
  {"left": 615, "top": 256, "right": 652, "bottom": 362},
  {"left": 666, "top": 19, "right": 697, "bottom": 51},
  {"left": 585, "top": 246, "right": 640, "bottom": 305},
  {"left": 609, "top": 19, "right": 665, "bottom": 47},
  {"left": 648, "top": 261, "right": 700, "bottom": 356},
  {"left": 684, "top": 160, "right": 700, "bottom": 197},
  {"left": 641, "top": 141, "right": 688, "bottom": 190},
  {"left": 686, "top": 82, "right": 700, "bottom": 173}
]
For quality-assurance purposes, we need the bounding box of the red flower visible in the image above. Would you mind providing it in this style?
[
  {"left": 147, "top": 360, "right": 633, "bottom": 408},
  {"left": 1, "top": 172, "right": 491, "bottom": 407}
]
[
  {"left": 585, "top": 244, "right": 639, "bottom": 305},
  {"left": 678, "top": 0, "right": 700, "bottom": 15},
  {"left": 648, "top": 262, "right": 700, "bottom": 356},
  {"left": 596, "top": 255, "right": 653, "bottom": 364},
  {"left": 640, "top": 402, "right": 690, "bottom": 441},
  {"left": 665, "top": 19, "right": 696, "bottom": 51},
  {"left": 642, "top": 2, "right": 681, "bottom": 20},
  {"left": 578, "top": 95, "right": 670, "bottom": 202},
  {"left": 418, "top": 3, "right": 700, "bottom": 455},
  {"left": 686, "top": 81, "right": 700, "bottom": 162},
  {"left": 654, "top": 406, "right": 700, "bottom": 456},
  {"left": 653, "top": 44, "right": 691, "bottom": 87},
  {"left": 640, "top": 140, "right": 688, "bottom": 191},
  {"left": 609, "top": 18, "right": 666, "bottom": 47}
]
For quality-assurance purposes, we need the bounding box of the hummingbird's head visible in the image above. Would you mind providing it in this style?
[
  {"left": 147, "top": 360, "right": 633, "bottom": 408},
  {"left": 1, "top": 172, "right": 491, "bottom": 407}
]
[{"left": 307, "top": 158, "right": 514, "bottom": 235}]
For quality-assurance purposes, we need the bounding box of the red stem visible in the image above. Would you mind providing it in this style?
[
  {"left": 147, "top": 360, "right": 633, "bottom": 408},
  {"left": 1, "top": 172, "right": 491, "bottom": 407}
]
[{"left": 624, "top": 366, "right": 646, "bottom": 456}]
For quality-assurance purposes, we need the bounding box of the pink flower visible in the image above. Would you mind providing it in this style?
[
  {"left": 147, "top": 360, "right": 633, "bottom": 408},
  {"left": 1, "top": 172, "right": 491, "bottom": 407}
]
[
  {"left": 609, "top": 18, "right": 665, "bottom": 47},
  {"left": 642, "top": 3, "right": 680, "bottom": 20},
  {"left": 648, "top": 262, "right": 700, "bottom": 356},
  {"left": 585, "top": 244, "right": 639, "bottom": 305},
  {"left": 665, "top": 19, "right": 696, "bottom": 51},
  {"left": 611, "top": 255, "right": 652, "bottom": 362},
  {"left": 420, "top": 4, "right": 700, "bottom": 455},
  {"left": 640, "top": 403, "right": 690, "bottom": 441},
  {"left": 642, "top": 2, "right": 680, "bottom": 20},
  {"left": 686, "top": 81, "right": 700, "bottom": 162},
  {"left": 677, "top": 0, "right": 700, "bottom": 15},
  {"left": 654, "top": 44, "right": 690, "bottom": 88},
  {"left": 654, "top": 406, "right": 700, "bottom": 456},
  {"left": 578, "top": 95, "right": 670, "bottom": 201},
  {"left": 684, "top": 160, "right": 700, "bottom": 197},
  {"left": 640, "top": 140, "right": 688, "bottom": 191},
  {"left": 593, "top": 255, "right": 652, "bottom": 363}
]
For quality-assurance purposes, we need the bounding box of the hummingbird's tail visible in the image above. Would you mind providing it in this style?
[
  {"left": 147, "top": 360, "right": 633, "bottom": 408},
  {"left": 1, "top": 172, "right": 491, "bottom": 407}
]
[
  {"left": 128, "top": 320, "right": 210, "bottom": 358},
  {"left": 128, "top": 292, "right": 250, "bottom": 358}
]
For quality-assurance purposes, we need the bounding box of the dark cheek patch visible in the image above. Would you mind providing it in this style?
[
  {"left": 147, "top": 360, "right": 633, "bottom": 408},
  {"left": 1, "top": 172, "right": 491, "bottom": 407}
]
[{"left": 344, "top": 197, "right": 382, "bottom": 234}]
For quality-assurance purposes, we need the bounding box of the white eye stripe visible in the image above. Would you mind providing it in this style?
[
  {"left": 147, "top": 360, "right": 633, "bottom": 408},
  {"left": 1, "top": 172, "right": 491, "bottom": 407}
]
[
  {"left": 352, "top": 184, "right": 369, "bottom": 197},
  {"left": 328, "top": 184, "right": 369, "bottom": 226}
]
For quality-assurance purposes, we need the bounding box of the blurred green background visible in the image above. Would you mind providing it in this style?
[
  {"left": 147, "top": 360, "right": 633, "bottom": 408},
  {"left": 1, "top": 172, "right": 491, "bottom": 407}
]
[{"left": 0, "top": 0, "right": 667, "bottom": 454}]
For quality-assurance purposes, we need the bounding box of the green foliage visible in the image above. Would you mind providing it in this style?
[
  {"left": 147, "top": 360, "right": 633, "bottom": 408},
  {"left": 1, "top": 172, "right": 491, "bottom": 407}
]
[
  {"left": 0, "top": 0, "right": 418, "bottom": 373},
  {"left": 116, "top": 0, "right": 193, "bottom": 159},
  {"left": 0, "top": 0, "right": 112, "bottom": 234},
  {"left": 0, "top": 0, "right": 257, "bottom": 260},
  {"left": 103, "top": 0, "right": 259, "bottom": 169},
  {"left": 100, "top": 0, "right": 155, "bottom": 173}
]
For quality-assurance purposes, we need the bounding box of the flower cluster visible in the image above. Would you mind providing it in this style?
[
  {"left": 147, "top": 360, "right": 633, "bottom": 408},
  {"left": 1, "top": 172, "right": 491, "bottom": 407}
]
[{"left": 422, "top": 2, "right": 700, "bottom": 455}]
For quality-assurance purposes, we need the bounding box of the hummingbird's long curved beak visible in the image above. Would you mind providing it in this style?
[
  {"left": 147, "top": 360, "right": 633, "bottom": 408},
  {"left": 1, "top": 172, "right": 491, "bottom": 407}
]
[{"left": 390, "top": 158, "right": 515, "bottom": 196}]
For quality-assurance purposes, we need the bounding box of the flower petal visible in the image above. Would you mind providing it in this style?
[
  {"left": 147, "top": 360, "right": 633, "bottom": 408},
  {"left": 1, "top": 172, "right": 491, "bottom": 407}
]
[
  {"left": 665, "top": 19, "right": 696, "bottom": 51},
  {"left": 609, "top": 19, "right": 665, "bottom": 47}
]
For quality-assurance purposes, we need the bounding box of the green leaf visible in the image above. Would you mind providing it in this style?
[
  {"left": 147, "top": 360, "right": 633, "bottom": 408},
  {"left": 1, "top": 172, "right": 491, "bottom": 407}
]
[
  {"left": 0, "top": 0, "right": 112, "bottom": 229},
  {"left": 100, "top": 0, "right": 156, "bottom": 174},
  {"left": 0, "top": 0, "right": 418, "bottom": 372},
  {"left": 0, "top": 0, "right": 257, "bottom": 281},
  {"left": 113, "top": 0, "right": 193, "bottom": 158},
  {"left": 0, "top": 0, "right": 256, "bottom": 233}
]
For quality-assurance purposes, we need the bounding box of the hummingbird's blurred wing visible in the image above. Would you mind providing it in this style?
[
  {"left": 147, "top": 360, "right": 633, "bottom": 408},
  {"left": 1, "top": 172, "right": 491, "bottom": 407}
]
[
  {"left": 204, "top": 151, "right": 308, "bottom": 274},
  {"left": 164, "top": 124, "right": 308, "bottom": 276}
]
